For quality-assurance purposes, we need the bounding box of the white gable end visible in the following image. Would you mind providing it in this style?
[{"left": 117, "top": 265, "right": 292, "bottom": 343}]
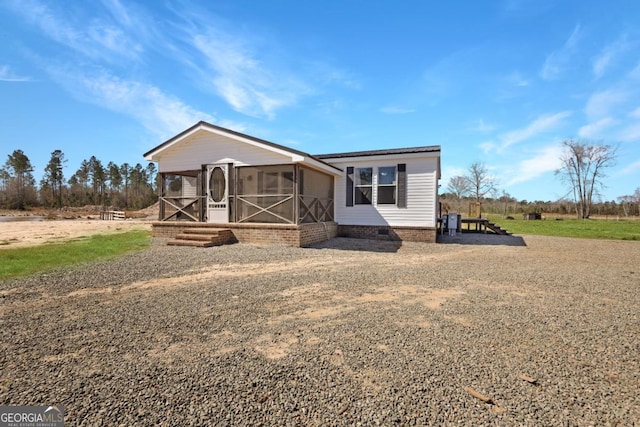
[{"left": 153, "top": 129, "right": 291, "bottom": 172}]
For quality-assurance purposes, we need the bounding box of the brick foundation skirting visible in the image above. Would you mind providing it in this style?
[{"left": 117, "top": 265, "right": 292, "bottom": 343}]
[
  {"left": 337, "top": 224, "right": 436, "bottom": 243},
  {"left": 152, "top": 222, "right": 435, "bottom": 246},
  {"left": 152, "top": 221, "right": 338, "bottom": 247}
]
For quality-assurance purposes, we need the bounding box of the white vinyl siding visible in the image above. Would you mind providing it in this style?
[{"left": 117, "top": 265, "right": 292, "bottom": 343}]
[
  {"left": 182, "top": 176, "right": 198, "bottom": 198},
  {"left": 155, "top": 129, "right": 293, "bottom": 173},
  {"left": 329, "top": 156, "right": 439, "bottom": 227}
]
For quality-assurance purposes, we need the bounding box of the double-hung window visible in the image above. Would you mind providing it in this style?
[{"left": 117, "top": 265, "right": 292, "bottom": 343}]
[
  {"left": 354, "top": 167, "right": 373, "bottom": 205},
  {"left": 347, "top": 164, "right": 405, "bottom": 207},
  {"left": 377, "top": 166, "right": 397, "bottom": 204}
]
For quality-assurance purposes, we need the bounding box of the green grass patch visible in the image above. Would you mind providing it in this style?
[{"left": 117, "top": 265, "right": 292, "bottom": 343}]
[
  {"left": 0, "top": 230, "right": 151, "bottom": 280},
  {"left": 485, "top": 214, "right": 640, "bottom": 240}
]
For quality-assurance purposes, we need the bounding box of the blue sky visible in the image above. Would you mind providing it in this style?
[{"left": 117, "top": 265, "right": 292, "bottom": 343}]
[{"left": 1, "top": 0, "right": 639, "bottom": 202}]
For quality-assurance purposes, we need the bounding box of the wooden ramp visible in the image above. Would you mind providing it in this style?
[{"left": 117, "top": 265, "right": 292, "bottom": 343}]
[{"left": 167, "top": 228, "right": 235, "bottom": 248}]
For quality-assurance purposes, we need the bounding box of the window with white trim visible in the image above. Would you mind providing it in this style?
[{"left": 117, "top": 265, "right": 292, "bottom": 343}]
[
  {"left": 347, "top": 164, "right": 406, "bottom": 207},
  {"left": 377, "top": 166, "right": 397, "bottom": 204},
  {"left": 354, "top": 167, "right": 373, "bottom": 205}
]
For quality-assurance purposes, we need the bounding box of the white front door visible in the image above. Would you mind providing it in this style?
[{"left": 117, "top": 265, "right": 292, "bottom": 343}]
[{"left": 206, "top": 164, "right": 229, "bottom": 223}]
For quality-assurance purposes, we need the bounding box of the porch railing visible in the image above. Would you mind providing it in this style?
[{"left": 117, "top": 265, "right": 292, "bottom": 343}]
[
  {"left": 299, "top": 195, "right": 334, "bottom": 223},
  {"left": 160, "top": 196, "right": 205, "bottom": 222},
  {"left": 160, "top": 194, "right": 334, "bottom": 224},
  {"left": 236, "top": 194, "right": 294, "bottom": 224}
]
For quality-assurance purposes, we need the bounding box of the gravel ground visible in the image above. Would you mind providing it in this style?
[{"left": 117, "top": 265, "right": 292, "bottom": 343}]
[{"left": 1, "top": 234, "right": 639, "bottom": 426}]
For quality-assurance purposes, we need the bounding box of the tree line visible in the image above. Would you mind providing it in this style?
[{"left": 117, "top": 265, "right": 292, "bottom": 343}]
[
  {"left": 0, "top": 149, "right": 157, "bottom": 210},
  {"left": 442, "top": 139, "right": 640, "bottom": 218},
  {"left": 441, "top": 192, "right": 640, "bottom": 218}
]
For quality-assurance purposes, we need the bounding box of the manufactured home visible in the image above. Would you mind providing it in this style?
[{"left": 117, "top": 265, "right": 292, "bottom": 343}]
[{"left": 144, "top": 121, "right": 441, "bottom": 246}]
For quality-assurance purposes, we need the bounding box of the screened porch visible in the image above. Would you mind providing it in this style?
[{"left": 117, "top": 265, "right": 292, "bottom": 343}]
[{"left": 157, "top": 164, "right": 334, "bottom": 225}]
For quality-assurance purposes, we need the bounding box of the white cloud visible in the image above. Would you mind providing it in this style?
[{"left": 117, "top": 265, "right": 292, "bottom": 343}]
[
  {"left": 630, "top": 62, "right": 640, "bottom": 79},
  {"left": 628, "top": 107, "right": 640, "bottom": 118},
  {"left": 592, "top": 34, "right": 633, "bottom": 80},
  {"left": 617, "top": 123, "right": 640, "bottom": 142},
  {"left": 0, "top": 65, "right": 31, "bottom": 82},
  {"left": 6, "top": 0, "right": 143, "bottom": 63},
  {"left": 507, "top": 144, "right": 564, "bottom": 186},
  {"left": 584, "top": 89, "right": 627, "bottom": 119},
  {"left": 498, "top": 111, "right": 572, "bottom": 150},
  {"left": 479, "top": 141, "right": 497, "bottom": 154},
  {"left": 591, "top": 55, "right": 611, "bottom": 80},
  {"left": 618, "top": 159, "right": 640, "bottom": 176},
  {"left": 380, "top": 106, "right": 415, "bottom": 114},
  {"left": 471, "top": 119, "right": 497, "bottom": 133},
  {"left": 507, "top": 71, "right": 529, "bottom": 87},
  {"left": 190, "top": 31, "right": 311, "bottom": 119},
  {"left": 540, "top": 24, "right": 582, "bottom": 80},
  {"left": 578, "top": 117, "right": 617, "bottom": 138},
  {"left": 46, "top": 65, "right": 227, "bottom": 137}
]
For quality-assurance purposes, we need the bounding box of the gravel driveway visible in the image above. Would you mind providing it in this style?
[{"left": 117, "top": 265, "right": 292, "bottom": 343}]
[{"left": 1, "top": 234, "right": 639, "bottom": 426}]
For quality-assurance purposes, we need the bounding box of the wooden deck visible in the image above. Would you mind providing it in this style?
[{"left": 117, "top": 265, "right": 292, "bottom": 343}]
[{"left": 439, "top": 217, "right": 511, "bottom": 235}]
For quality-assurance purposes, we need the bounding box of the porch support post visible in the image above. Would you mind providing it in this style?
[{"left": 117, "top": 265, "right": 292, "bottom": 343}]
[
  {"left": 198, "top": 167, "right": 205, "bottom": 222},
  {"left": 293, "top": 164, "right": 300, "bottom": 225},
  {"left": 159, "top": 173, "right": 166, "bottom": 221},
  {"left": 232, "top": 164, "right": 238, "bottom": 223}
]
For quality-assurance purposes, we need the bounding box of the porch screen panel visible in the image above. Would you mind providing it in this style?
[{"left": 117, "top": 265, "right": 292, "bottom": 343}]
[
  {"left": 236, "top": 165, "right": 294, "bottom": 223},
  {"left": 299, "top": 167, "right": 334, "bottom": 223},
  {"left": 160, "top": 173, "right": 201, "bottom": 221}
]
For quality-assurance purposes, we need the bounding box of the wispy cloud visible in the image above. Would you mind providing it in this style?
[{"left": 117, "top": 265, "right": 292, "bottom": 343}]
[
  {"left": 6, "top": 0, "right": 143, "bottom": 63},
  {"left": 47, "top": 65, "right": 229, "bottom": 138},
  {"left": 507, "top": 71, "right": 529, "bottom": 87},
  {"left": 617, "top": 123, "right": 640, "bottom": 142},
  {"left": 507, "top": 144, "right": 564, "bottom": 185},
  {"left": 190, "top": 30, "right": 311, "bottom": 119},
  {"left": 380, "top": 106, "right": 415, "bottom": 114},
  {"left": 540, "top": 24, "right": 582, "bottom": 80},
  {"left": 584, "top": 89, "right": 627, "bottom": 119},
  {"left": 629, "top": 107, "right": 640, "bottom": 118},
  {"left": 578, "top": 117, "right": 617, "bottom": 138},
  {"left": 479, "top": 140, "right": 497, "bottom": 154},
  {"left": 470, "top": 119, "right": 497, "bottom": 133},
  {"left": 312, "top": 64, "right": 362, "bottom": 90},
  {"left": 630, "top": 62, "right": 640, "bottom": 79},
  {"left": 0, "top": 65, "right": 31, "bottom": 82},
  {"left": 499, "top": 111, "right": 572, "bottom": 150},
  {"left": 592, "top": 34, "right": 634, "bottom": 80},
  {"left": 617, "top": 159, "right": 640, "bottom": 176}
]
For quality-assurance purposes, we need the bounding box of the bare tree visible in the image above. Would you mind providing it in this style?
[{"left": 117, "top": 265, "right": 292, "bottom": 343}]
[
  {"left": 447, "top": 175, "right": 471, "bottom": 198},
  {"left": 466, "top": 162, "right": 497, "bottom": 201},
  {"left": 617, "top": 187, "right": 640, "bottom": 217},
  {"left": 556, "top": 139, "right": 617, "bottom": 219}
]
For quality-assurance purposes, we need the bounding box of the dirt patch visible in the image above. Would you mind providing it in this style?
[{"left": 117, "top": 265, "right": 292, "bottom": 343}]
[{"left": 0, "top": 219, "right": 151, "bottom": 249}]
